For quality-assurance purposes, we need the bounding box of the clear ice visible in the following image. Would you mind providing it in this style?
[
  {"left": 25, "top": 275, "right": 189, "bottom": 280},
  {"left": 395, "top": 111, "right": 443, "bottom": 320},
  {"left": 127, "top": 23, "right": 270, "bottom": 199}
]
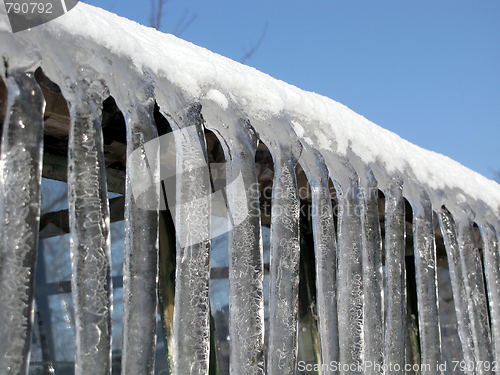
[
  {"left": 407, "top": 186, "right": 442, "bottom": 375},
  {"left": 1, "top": 8, "right": 500, "bottom": 375},
  {"left": 383, "top": 177, "right": 407, "bottom": 375},
  {"left": 455, "top": 209, "right": 493, "bottom": 374},
  {"left": 159, "top": 99, "right": 212, "bottom": 375},
  {"left": 327, "top": 154, "right": 364, "bottom": 375},
  {"left": 299, "top": 141, "right": 339, "bottom": 372},
  {"left": 0, "top": 73, "right": 44, "bottom": 375},
  {"left": 66, "top": 81, "right": 113, "bottom": 375},
  {"left": 103, "top": 61, "right": 162, "bottom": 375},
  {"left": 260, "top": 118, "right": 301, "bottom": 375},
  {"left": 202, "top": 103, "right": 265, "bottom": 375},
  {"left": 120, "top": 98, "right": 160, "bottom": 375},
  {"left": 437, "top": 208, "right": 477, "bottom": 368},
  {"left": 358, "top": 164, "right": 384, "bottom": 375},
  {"left": 479, "top": 224, "right": 500, "bottom": 367}
]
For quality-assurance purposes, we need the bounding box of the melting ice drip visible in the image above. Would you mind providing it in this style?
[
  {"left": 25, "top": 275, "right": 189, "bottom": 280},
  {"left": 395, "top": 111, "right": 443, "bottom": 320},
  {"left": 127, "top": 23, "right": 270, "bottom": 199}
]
[{"left": 1, "top": 3, "right": 500, "bottom": 375}]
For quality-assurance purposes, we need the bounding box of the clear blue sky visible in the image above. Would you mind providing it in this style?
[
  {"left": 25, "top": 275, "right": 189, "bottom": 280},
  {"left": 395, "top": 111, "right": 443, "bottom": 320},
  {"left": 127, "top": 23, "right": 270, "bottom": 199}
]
[{"left": 83, "top": 0, "right": 500, "bottom": 181}]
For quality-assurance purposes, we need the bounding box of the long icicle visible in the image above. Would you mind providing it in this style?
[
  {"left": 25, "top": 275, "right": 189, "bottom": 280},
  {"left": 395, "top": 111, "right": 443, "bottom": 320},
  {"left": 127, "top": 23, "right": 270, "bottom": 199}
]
[
  {"left": 359, "top": 168, "right": 384, "bottom": 375},
  {"left": 267, "top": 144, "right": 301, "bottom": 375},
  {"left": 67, "top": 85, "right": 112, "bottom": 375},
  {"left": 299, "top": 142, "right": 339, "bottom": 372},
  {"left": 437, "top": 208, "right": 475, "bottom": 369},
  {"left": 479, "top": 224, "right": 500, "bottom": 366},
  {"left": 121, "top": 98, "right": 160, "bottom": 375},
  {"left": 326, "top": 155, "right": 364, "bottom": 375},
  {"left": 383, "top": 177, "right": 407, "bottom": 375},
  {"left": 0, "top": 73, "right": 44, "bottom": 375},
  {"left": 226, "top": 125, "right": 265, "bottom": 375},
  {"left": 168, "top": 103, "right": 212, "bottom": 375},
  {"left": 201, "top": 105, "right": 265, "bottom": 375},
  {"left": 223, "top": 122, "right": 265, "bottom": 375},
  {"left": 410, "top": 189, "right": 442, "bottom": 375},
  {"left": 455, "top": 211, "right": 494, "bottom": 375}
]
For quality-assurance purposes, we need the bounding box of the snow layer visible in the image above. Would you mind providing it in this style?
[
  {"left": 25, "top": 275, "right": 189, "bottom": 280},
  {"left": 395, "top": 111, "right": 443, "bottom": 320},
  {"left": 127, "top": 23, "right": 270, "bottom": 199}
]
[{"left": 1, "top": 2, "right": 499, "bottom": 213}]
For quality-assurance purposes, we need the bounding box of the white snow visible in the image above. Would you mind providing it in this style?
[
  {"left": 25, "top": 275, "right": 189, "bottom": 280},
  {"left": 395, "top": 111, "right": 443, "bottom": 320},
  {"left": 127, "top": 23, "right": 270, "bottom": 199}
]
[
  {"left": 204, "top": 89, "right": 229, "bottom": 110},
  {"left": 1, "top": 3, "right": 499, "bottom": 214}
]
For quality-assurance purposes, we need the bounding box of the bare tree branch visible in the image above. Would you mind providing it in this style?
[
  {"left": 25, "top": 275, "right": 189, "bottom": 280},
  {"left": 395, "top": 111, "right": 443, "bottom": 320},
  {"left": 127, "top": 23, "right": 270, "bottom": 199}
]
[
  {"left": 150, "top": 0, "right": 197, "bottom": 36},
  {"left": 240, "top": 21, "right": 269, "bottom": 64},
  {"left": 150, "top": 0, "right": 169, "bottom": 31},
  {"left": 173, "top": 10, "right": 198, "bottom": 37}
]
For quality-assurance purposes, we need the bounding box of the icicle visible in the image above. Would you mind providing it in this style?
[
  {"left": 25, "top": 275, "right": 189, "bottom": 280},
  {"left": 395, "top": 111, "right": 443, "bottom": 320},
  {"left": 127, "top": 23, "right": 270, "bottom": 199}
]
[
  {"left": 266, "top": 140, "right": 301, "bottom": 375},
  {"left": 225, "top": 124, "right": 265, "bottom": 375},
  {"left": 101, "top": 63, "right": 161, "bottom": 374},
  {"left": 479, "top": 224, "right": 500, "bottom": 366},
  {"left": 454, "top": 209, "right": 494, "bottom": 374},
  {"left": 120, "top": 99, "right": 160, "bottom": 375},
  {"left": 383, "top": 177, "right": 407, "bottom": 375},
  {"left": 354, "top": 161, "right": 384, "bottom": 375},
  {"left": 0, "top": 73, "right": 44, "bottom": 375},
  {"left": 164, "top": 102, "right": 212, "bottom": 375},
  {"left": 408, "top": 187, "right": 441, "bottom": 375},
  {"left": 201, "top": 103, "right": 265, "bottom": 375},
  {"left": 437, "top": 208, "right": 475, "bottom": 368},
  {"left": 325, "top": 154, "right": 364, "bottom": 375},
  {"left": 67, "top": 82, "right": 112, "bottom": 375},
  {"left": 299, "top": 141, "right": 339, "bottom": 371}
]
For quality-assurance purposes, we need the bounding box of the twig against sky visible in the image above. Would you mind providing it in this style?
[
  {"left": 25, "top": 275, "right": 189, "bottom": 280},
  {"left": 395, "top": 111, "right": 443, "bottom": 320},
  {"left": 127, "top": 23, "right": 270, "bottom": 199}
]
[
  {"left": 150, "top": 0, "right": 168, "bottom": 31},
  {"left": 173, "top": 9, "right": 198, "bottom": 37},
  {"left": 240, "top": 21, "right": 269, "bottom": 64},
  {"left": 150, "top": 0, "right": 197, "bottom": 36}
]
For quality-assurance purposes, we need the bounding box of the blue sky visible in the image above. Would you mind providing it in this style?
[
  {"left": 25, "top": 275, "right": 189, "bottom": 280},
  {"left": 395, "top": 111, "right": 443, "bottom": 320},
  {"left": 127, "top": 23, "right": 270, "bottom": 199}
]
[{"left": 83, "top": 0, "right": 500, "bottom": 181}]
